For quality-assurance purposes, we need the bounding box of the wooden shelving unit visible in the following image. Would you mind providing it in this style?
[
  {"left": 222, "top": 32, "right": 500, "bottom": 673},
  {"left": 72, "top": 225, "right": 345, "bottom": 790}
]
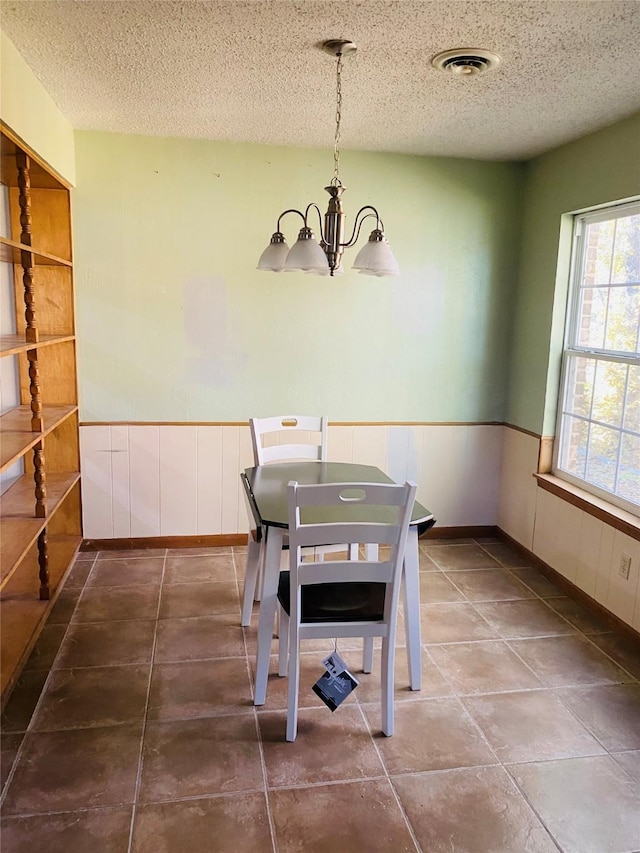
[
  {"left": 0, "top": 236, "right": 73, "bottom": 267},
  {"left": 0, "top": 123, "right": 82, "bottom": 706}
]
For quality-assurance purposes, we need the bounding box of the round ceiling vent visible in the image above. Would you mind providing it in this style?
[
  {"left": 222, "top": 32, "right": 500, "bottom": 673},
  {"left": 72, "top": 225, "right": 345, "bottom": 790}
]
[{"left": 432, "top": 48, "right": 501, "bottom": 77}]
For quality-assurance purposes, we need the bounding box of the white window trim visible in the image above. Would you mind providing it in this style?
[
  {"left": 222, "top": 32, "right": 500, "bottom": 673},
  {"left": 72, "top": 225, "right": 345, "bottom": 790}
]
[{"left": 553, "top": 199, "right": 640, "bottom": 518}]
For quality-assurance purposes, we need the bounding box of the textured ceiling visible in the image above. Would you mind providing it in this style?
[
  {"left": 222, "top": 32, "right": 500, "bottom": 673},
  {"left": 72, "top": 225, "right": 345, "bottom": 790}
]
[{"left": 2, "top": 0, "right": 640, "bottom": 161}]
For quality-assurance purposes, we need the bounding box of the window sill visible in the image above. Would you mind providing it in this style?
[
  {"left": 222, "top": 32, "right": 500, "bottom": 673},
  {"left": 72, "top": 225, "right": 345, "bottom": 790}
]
[{"left": 535, "top": 474, "right": 640, "bottom": 541}]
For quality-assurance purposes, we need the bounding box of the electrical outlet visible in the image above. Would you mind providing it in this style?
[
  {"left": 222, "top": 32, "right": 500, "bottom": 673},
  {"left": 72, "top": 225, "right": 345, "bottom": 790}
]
[{"left": 618, "top": 553, "right": 632, "bottom": 580}]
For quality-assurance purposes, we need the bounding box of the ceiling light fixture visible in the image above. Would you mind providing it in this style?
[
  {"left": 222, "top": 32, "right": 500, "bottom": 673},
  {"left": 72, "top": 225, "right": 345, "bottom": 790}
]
[{"left": 257, "top": 40, "right": 399, "bottom": 278}]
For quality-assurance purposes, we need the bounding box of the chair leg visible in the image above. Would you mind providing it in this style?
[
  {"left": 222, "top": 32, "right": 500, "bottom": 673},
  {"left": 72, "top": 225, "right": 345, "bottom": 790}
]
[
  {"left": 381, "top": 636, "right": 396, "bottom": 737},
  {"left": 278, "top": 606, "right": 289, "bottom": 676},
  {"left": 241, "top": 535, "right": 261, "bottom": 626},
  {"left": 363, "top": 636, "right": 374, "bottom": 673},
  {"left": 357, "top": 544, "right": 375, "bottom": 671},
  {"left": 286, "top": 625, "right": 301, "bottom": 742},
  {"left": 403, "top": 527, "right": 422, "bottom": 690}
]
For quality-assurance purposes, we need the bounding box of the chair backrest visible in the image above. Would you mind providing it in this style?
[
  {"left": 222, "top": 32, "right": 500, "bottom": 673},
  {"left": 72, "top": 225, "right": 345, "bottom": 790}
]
[
  {"left": 250, "top": 415, "right": 328, "bottom": 466},
  {"left": 286, "top": 480, "right": 417, "bottom": 624}
]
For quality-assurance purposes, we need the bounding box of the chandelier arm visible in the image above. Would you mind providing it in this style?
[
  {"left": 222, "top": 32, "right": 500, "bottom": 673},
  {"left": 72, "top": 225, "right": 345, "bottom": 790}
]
[
  {"left": 276, "top": 208, "right": 308, "bottom": 232},
  {"left": 342, "top": 206, "right": 382, "bottom": 248},
  {"left": 304, "top": 203, "right": 327, "bottom": 242}
]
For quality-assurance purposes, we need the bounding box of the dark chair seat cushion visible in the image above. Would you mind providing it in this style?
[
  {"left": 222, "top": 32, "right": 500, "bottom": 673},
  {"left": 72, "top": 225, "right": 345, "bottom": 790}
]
[{"left": 277, "top": 571, "right": 385, "bottom": 623}]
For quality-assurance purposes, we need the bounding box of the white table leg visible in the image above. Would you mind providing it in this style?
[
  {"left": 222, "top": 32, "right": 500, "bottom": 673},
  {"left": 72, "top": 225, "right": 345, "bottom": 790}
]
[
  {"left": 402, "top": 526, "right": 422, "bottom": 690},
  {"left": 253, "top": 526, "right": 283, "bottom": 706}
]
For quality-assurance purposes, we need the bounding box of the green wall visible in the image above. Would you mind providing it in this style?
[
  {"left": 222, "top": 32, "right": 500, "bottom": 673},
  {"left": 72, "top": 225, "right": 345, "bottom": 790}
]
[
  {"left": 506, "top": 112, "right": 640, "bottom": 436},
  {"left": 73, "top": 131, "right": 523, "bottom": 422},
  {"left": 2, "top": 22, "right": 637, "bottom": 433}
]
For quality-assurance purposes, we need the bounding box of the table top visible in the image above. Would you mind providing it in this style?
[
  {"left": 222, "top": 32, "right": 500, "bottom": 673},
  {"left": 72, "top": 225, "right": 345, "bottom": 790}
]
[{"left": 243, "top": 461, "right": 435, "bottom": 532}]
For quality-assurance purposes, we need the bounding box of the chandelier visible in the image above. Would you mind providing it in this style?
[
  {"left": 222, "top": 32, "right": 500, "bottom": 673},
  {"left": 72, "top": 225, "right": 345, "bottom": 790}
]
[{"left": 257, "top": 40, "right": 399, "bottom": 278}]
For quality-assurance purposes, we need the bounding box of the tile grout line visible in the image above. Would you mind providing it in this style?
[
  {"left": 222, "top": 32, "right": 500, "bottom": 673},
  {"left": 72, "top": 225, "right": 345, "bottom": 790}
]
[
  {"left": 232, "top": 545, "right": 278, "bottom": 853},
  {"left": 358, "top": 617, "right": 509, "bottom": 849},
  {"left": 1, "top": 786, "right": 270, "bottom": 822},
  {"left": 503, "top": 631, "right": 639, "bottom": 688},
  {"left": 609, "top": 751, "right": 640, "bottom": 783},
  {"left": 500, "top": 762, "right": 566, "bottom": 853},
  {"left": 577, "top": 632, "right": 640, "bottom": 684},
  {"left": 550, "top": 684, "right": 640, "bottom": 759},
  {"left": 354, "top": 688, "right": 423, "bottom": 853},
  {"left": 125, "top": 549, "right": 169, "bottom": 853}
]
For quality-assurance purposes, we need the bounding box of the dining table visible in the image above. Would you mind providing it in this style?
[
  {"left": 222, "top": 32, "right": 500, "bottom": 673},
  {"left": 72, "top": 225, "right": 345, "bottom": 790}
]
[{"left": 241, "top": 461, "right": 436, "bottom": 706}]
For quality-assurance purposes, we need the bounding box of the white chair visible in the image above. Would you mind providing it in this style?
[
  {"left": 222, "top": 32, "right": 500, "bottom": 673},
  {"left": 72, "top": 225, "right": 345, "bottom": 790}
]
[
  {"left": 241, "top": 415, "right": 358, "bottom": 627},
  {"left": 250, "top": 414, "right": 328, "bottom": 466},
  {"left": 277, "top": 479, "right": 417, "bottom": 742}
]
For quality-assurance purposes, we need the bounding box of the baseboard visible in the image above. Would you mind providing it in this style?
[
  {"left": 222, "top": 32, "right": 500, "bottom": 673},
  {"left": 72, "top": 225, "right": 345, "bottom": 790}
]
[
  {"left": 421, "top": 525, "right": 498, "bottom": 540},
  {"left": 498, "top": 528, "right": 640, "bottom": 642},
  {"left": 82, "top": 525, "right": 497, "bottom": 551},
  {"left": 81, "top": 534, "right": 247, "bottom": 551}
]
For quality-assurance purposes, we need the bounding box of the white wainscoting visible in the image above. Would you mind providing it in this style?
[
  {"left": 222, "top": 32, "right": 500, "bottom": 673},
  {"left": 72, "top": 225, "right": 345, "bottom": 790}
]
[
  {"left": 79, "top": 423, "right": 503, "bottom": 540},
  {"left": 497, "top": 425, "right": 640, "bottom": 631},
  {"left": 497, "top": 426, "right": 539, "bottom": 551}
]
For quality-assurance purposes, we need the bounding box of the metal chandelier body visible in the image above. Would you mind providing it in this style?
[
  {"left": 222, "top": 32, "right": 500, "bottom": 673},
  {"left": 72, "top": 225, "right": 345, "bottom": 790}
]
[{"left": 257, "top": 40, "right": 400, "bottom": 278}]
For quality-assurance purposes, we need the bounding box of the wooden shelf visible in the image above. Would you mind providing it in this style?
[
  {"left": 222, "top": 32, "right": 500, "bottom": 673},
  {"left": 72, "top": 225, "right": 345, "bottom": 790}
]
[
  {"left": 0, "top": 472, "right": 81, "bottom": 589},
  {"left": 1, "top": 533, "right": 81, "bottom": 699},
  {"left": 1, "top": 122, "right": 80, "bottom": 707},
  {"left": 0, "top": 124, "right": 70, "bottom": 191},
  {"left": 0, "top": 236, "right": 72, "bottom": 267},
  {"left": 0, "top": 334, "right": 75, "bottom": 358},
  {"left": 0, "top": 404, "right": 78, "bottom": 472}
]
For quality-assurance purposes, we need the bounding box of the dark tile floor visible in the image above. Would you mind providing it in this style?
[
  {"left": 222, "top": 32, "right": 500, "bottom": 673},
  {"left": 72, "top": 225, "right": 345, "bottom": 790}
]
[{"left": 1, "top": 538, "right": 640, "bottom": 852}]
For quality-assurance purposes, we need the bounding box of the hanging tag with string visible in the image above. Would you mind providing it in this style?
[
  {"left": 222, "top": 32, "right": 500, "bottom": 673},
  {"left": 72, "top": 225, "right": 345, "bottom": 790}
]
[{"left": 312, "top": 639, "right": 359, "bottom": 711}]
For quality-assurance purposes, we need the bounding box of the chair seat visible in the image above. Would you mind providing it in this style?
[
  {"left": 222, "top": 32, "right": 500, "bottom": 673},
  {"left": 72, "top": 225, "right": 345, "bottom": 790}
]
[{"left": 277, "top": 571, "right": 385, "bottom": 622}]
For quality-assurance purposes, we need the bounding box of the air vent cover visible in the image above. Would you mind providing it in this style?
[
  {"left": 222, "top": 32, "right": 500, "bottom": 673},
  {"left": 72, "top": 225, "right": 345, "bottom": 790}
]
[{"left": 432, "top": 48, "right": 501, "bottom": 77}]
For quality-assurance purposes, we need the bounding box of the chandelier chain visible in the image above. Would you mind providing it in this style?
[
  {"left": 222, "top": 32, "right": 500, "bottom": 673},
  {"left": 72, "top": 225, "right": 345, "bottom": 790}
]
[{"left": 332, "top": 51, "right": 343, "bottom": 187}]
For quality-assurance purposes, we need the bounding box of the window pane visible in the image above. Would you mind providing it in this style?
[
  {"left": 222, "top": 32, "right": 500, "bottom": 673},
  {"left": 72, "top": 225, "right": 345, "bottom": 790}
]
[
  {"left": 559, "top": 415, "right": 588, "bottom": 479},
  {"left": 591, "top": 360, "right": 626, "bottom": 428},
  {"left": 623, "top": 364, "right": 640, "bottom": 433},
  {"left": 556, "top": 203, "right": 640, "bottom": 514},
  {"left": 604, "top": 284, "right": 640, "bottom": 353},
  {"left": 611, "top": 214, "right": 640, "bottom": 285},
  {"left": 564, "top": 356, "right": 594, "bottom": 417},
  {"left": 618, "top": 433, "right": 640, "bottom": 504},
  {"left": 585, "top": 424, "right": 620, "bottom": 493},
  {"left": 584, "top": 219, "right": 614, "bottom": 286},
  {"left": 577, "top": 286, "right": 607, "bottom": 349}
]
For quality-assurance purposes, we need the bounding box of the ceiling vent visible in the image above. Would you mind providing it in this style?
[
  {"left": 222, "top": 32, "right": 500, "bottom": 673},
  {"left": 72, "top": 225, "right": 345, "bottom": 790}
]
[{"left": 432, "top": 48, "right": 501, "bottom": 77}]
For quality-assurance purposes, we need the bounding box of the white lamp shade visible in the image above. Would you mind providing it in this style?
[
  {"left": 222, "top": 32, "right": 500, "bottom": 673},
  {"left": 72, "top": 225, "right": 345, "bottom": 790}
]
[
  {"left": 284, "top": 236, "right": 330, "bottom": 272},
  {"left": 306, "top": 262, "right": 344, "bottom": 276},
  {"left": 352, "top": 238, "right": 400, "bottom": 276},
  {"left": 257, "top": 240, "right": 290, "bottom": 271}
]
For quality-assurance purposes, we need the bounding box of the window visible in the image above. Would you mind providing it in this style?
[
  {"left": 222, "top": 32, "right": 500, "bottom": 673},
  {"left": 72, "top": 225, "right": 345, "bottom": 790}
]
[{"left": 555, "top": 200, "right": 640, "bottom": 516}]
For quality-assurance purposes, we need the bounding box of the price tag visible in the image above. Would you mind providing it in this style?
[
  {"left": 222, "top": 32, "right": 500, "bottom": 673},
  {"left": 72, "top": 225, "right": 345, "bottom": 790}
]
[
  {"left": 322, "top": 651, "right": 350, "bottom": 677},
  {"left": 313, "top": 651, "right": 359, "bottom": 712}
]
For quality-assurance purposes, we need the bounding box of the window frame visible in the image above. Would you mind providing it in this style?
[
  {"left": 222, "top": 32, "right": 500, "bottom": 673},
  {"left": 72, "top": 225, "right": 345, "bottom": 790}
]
[{"left": 553, "top": 199, "right": 640, "bottom": 517}]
